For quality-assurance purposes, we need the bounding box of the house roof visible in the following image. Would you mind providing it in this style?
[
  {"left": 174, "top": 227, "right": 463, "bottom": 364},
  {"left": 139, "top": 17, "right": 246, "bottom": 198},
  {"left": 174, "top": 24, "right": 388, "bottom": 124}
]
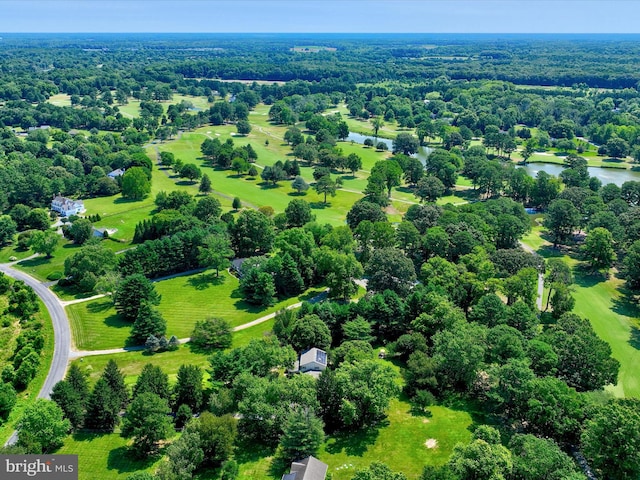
[
  {"left": 300, "top": 348, "right": 327, "bottom": 367},
  {"left": 282, "top": 456, "right": 328, "bottom": 480},
  {"left": 107, "top": 168, "right": 125, "bottom": 177}
]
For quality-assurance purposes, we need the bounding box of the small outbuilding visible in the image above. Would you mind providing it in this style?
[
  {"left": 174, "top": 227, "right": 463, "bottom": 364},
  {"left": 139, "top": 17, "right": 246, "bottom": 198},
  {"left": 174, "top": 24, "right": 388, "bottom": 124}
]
[{"left": 281, "top": 456, "right": 328, "bottom": 480}]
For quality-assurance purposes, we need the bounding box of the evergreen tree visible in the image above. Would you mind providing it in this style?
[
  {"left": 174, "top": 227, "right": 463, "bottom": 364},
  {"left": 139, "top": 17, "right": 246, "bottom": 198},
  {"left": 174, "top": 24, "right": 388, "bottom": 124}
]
[
  {"left": 85, "top": 378, "right": 120, "bottom": 431},
  {"left": 102, "top": 360, "right": 129, "bottom": 409},
  {"left": 131, "top": 301, "right": 167, "bottom": 344},
  {"left": 199, "top": 173, "right": 212, "bottom": 194},
  {"left": 51, "top": 380, "right": 85, "bottom": 430},
  {"left": 174, "top": 365, "right": 204, "bottom": 412},
  {"left": 275, "top": 408, "right": 324, "bottom": 465},
  {"left": 114, "top": 274, "right": 161, "bottom": 322},
  {"left": 274, "top": 253, "right": 305, "bottom": 296},
  {"left": 132, "top": 364, "right": 170, "bottom": 401}
]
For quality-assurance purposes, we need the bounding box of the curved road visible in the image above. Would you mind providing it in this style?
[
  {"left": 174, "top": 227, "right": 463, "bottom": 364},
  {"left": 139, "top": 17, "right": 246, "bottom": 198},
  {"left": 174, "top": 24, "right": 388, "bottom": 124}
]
[{"left": 0, "top": 263, "right": 69, "bottom": 399}]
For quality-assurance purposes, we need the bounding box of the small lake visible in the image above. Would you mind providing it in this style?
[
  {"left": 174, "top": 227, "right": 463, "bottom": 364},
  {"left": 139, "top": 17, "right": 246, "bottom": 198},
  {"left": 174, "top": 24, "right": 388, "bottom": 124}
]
[
  {"left": 346, "top": 132, "right": 640, "bottom": 186},
  {"left": 518, "top": 162, "right": 640, "bottom": 187},
  {"left": 346, "top": 132, "right": 433, "bottom": 162}
]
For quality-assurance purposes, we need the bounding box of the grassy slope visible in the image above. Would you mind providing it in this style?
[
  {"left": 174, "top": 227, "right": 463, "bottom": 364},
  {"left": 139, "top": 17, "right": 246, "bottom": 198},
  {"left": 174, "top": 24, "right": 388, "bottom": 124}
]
[{"left": 71, "top": 317, "right": 275, "bottom": 390}]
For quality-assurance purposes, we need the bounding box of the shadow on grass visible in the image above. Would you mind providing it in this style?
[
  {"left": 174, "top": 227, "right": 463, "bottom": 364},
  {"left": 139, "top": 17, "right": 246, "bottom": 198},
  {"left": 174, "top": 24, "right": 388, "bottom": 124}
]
[
  {"left": 18, "top": 256, "right": 56, "bottom": 269},
  {"left": 259, "top": 182, "right": 282, "bottom": 189},
  {"left": 234, "top": 438, "right": 276, "bottom": 471},
  {"left": 573, "top": 269, "right": 607, "bottom": 288},
  {"left": 107, "top": 445, "right": 160, "bottom": 474},
  {"left": 175, "top": 180, "right": 198, "bottom": 186},
  {"left": 325, "top": 422, "right": 386, "bottom": 457},
  {"left": 287, "top": 191, "right": 309, "bottom": 197},
  {"left": 187, "top": 272, "right": 225, "bottom": 290},
  {"left": 396, "top": 186, "right": 416, "bottom": 196},
  {"left": 629, "top": 327, "right": 640, "bottom": 350},
  {"left": 453, "top": 189, "right": 482, "bottom": 202},
  {"left": 113, "top": 197, "right": 148, "bottom": 206},
  {"left": 310, "top": 202, "right": 329, "bottom": 210},
  {"left": 440, "top": 394, "right": 489, "bottom": 426}
]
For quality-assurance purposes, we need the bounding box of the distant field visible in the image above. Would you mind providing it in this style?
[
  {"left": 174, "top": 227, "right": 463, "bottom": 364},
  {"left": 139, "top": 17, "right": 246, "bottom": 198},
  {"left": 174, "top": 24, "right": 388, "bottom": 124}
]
[{"left": 47, "top": 93, "right": 72, "bottom": 107}]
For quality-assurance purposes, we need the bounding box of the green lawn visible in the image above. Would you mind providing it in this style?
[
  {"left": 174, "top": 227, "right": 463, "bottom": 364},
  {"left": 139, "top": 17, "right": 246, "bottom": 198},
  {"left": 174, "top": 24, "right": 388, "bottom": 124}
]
[
  {"left": 68, "top": 269, "right": 325, "bottom": 350},
  {"left": 71, "top": 343, "right": 211, "bottom": 388},
  {"left": 572, "top": 274, "right": 640, "bottom": 398},
  {"left": 521, "top": 228, "right": 640, "bottom": 399},
  {"left": 56, "top": 432, "right": 165, "bottom": 480},
  {"left": 236, "top": 398, "right": 473, "bottom": 480},
  {"left": 154, "top": 126, "right": 366, "bottom": 225},
  {"left": 71, "top": 316, "right": 278, "bottom": 391}
]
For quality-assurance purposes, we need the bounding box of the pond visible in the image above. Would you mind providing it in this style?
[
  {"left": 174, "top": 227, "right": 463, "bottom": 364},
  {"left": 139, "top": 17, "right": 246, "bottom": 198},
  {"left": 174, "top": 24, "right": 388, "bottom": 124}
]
[
  {"left": 345, "top": 132, "right": 433, "bottom": 162},
  {"left": 518, "top": 162, "right": 640, "bottom": 187},
  {"left": 345, "top": 132, "right": 640, "bottom": 186}
]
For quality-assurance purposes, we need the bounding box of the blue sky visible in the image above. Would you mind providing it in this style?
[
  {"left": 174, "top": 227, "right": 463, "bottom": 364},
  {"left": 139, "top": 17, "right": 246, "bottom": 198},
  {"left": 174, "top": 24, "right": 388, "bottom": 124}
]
[{"left": 1, "top": 0, "right": 639, "bottom": 33}]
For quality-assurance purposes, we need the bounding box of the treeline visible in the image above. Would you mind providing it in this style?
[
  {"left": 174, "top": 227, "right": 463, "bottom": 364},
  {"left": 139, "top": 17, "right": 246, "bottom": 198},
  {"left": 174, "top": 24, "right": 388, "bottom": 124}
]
[{"left": 0, "top": 274, "right": 46, "bottom": 426}]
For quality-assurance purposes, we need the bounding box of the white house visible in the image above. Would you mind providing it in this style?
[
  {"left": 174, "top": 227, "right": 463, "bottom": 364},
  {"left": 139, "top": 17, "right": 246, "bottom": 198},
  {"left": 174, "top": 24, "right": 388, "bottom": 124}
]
[
  {"left": 51, "top": 196, "right": 85, "bottom": 217},
  {"left": 297, "top": 348, "right": 328, "bottom": 374}
]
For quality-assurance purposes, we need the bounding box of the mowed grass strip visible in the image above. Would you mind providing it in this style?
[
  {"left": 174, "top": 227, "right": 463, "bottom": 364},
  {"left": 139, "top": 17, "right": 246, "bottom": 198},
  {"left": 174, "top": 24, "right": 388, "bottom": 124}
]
[{"left": 68, "top": 269, "right": 325, "bottom": 350}]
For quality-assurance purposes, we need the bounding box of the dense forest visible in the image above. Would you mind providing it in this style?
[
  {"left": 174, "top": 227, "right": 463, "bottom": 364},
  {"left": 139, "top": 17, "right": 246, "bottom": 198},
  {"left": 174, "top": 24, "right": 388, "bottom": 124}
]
[{"left": 0, "top": 34, "right": 639, "bottom": 480}]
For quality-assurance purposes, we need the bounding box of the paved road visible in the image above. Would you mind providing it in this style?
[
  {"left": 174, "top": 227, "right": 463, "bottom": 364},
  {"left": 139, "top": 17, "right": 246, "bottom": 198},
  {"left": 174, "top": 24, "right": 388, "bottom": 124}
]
[
  {"left": 0, "top": 261, "right": 70, "bottom": 446},
  {"left": 519, "top": 241, "right": 545, "bottom": 311},
  {"left": 0, "top": 263, "right": 69, "bottom": 399}
]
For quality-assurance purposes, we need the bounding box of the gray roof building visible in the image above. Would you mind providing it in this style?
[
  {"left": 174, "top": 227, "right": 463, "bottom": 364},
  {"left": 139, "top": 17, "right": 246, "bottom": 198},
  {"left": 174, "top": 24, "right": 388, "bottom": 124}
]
[{"left": 281, "top": 456, "right": 328, "bottom": 480}]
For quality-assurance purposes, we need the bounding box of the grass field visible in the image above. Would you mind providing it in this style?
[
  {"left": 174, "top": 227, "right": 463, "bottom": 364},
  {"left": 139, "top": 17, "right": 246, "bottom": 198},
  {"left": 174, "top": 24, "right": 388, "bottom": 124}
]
[
  {"left": 56, "top": 432, "right": 165, "bottom": 480},
  {"left": 71, "top": 317, "right": 276, "bottom": 390},
  {"left": 236, "top": 398, "right": 473, "bottom": 480},
  {"left": 68, "top": 269, "right": 325, "bottom": 350}
]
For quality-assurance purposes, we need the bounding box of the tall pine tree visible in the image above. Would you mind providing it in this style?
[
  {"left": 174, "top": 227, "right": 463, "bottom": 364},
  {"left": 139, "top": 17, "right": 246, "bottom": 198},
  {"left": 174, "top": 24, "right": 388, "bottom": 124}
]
[{"left": 102, "top": 360, "right": 129, "bottom": 409}]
